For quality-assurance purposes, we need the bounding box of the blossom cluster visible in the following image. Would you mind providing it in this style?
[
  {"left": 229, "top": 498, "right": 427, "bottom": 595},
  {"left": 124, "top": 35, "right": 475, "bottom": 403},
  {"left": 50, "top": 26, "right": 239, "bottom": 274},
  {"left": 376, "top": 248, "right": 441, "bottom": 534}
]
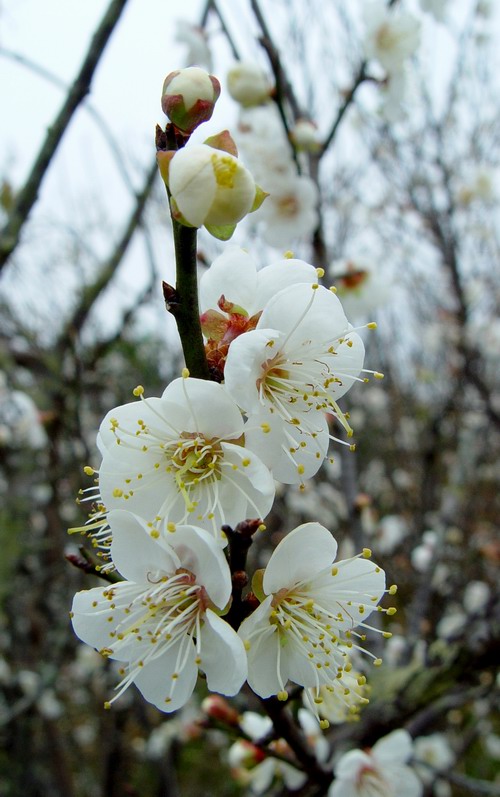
[
  {"left": 69, "top": 64, "right": 399, "bottom": 793},
  {"left": 70, "top": 243, "right": 390, "bottom": 721}
]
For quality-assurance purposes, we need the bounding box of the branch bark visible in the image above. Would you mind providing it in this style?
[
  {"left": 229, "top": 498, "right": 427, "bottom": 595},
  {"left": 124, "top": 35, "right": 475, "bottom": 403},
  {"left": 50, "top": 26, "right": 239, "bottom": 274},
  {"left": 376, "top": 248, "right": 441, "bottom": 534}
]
[{"left": 0, "top": 0, "right": 129, "bottom": 271}]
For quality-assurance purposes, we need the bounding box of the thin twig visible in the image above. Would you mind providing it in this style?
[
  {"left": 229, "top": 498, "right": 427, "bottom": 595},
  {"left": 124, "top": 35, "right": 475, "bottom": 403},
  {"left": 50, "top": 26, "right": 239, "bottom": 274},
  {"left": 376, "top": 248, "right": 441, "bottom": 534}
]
[
  {"left": 59, "top": 158, "right": 158, "bottom": 344},
  {"left": 0, "top": 0, "right": 130, "bottom": 271}
]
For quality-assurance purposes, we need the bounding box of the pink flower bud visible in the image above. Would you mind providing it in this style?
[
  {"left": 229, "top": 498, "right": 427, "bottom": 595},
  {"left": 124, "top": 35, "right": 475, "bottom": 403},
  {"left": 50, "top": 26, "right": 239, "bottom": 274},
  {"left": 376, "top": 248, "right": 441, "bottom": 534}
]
[
  {"left": 161, "top": 67, "right": 221, "bottom": 134},
  {"left": 201, "top": 695, "right": 240, "bottom": 726}
]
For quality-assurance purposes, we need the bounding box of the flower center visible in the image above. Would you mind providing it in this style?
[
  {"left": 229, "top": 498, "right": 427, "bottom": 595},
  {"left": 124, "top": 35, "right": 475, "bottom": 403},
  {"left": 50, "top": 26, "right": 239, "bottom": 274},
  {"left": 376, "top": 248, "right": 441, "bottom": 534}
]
[
  {"left": 167, "top": 433, "right": 223, "bottom": 511},
  {"left": 211, "top": 153, "right": 237, "bottom": 188},
  {"left": 101, "top": 569, "right": 209, "bottom": 707},
  {"left": 277, "top": 194, "right": 299, "bottom": 217}
]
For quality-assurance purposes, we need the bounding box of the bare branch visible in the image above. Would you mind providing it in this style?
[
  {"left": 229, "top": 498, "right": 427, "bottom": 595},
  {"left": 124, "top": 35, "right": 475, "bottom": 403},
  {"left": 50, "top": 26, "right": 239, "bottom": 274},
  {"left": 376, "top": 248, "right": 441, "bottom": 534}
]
[{"left": 0, "top": 0, "right": 130, "bottom": 272}]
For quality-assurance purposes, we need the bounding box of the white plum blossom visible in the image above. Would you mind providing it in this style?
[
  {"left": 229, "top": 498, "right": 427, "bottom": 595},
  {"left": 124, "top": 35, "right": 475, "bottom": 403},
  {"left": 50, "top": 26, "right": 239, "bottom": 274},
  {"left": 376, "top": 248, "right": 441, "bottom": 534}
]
[
  {"left": 227, "top": 61, "right": 272, "bottom": 107},
  {"left": 199, "top": 247, "right": 320, "bottom": 377},
  {"left": 236, "top": 105, "right": 293, "bottom": 185},
  {"left": 238, "top": 523, "right": 387, "bottom": 714},
  {"left": 166, "top": 143, "right": 257, "bottom": 230},
  {"left": 200, "top": 247, "right": 319, "bottom": 322},
  {"left": 413, "top": 733, "right": 454, "bottom": 789},
  {"left": 71, "top": 510, "right": 247, "bottom": 712},
  {"left": 229, "top": 709, "right": 328, "bottom": 794},
  {"left": 257, "top": 173, "right": 319, "bottom": 249},
  {"left": 0, "top": 372, "right": 47, "bottom": 450},
  {"left": 329, "top": 729, "right": 423, "bottom": 797},
  {"left": 96, "top": 376, "right": 275, "bottom": 541},
  {"left": 364, "top": 1, "right": 421, "bottom": 75},
  {"left": 330, "top": 257, "right": 389, "bottom": 321},
  {"left": 224, "top": 282, "right": 367, "bottom": 483}
]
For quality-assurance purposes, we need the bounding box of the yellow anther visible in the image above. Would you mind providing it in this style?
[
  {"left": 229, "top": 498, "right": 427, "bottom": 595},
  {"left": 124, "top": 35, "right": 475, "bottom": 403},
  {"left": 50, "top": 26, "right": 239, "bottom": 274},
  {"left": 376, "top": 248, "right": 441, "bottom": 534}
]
[
  {"left": 167, "top": 522, "right": 176, "bottom": 532},
  {"left": 83, "top": 466, "right": 94, "bottom": 476},
  {"left": 383, "top": 632, "right": 393, "bottom": 638},
  {"left": 389, "top": 584, "right": 398, "bottom": 595},
  {"left": 277, "top": 690, "right": 288, "bottom": 702},
  {"left": 319, "top": 719, "right": 330, "bottom": 730},
  {"left": 242, "top": 458, "right": 250, "bottom": 467},
  {"left": 329, "top": 285, "right": 338, "bottom": 293},
  {"left": 283, "top": 250, "right": 294, "bottom": 259},
  {"left": 350, "top": 444, "right": 356, "bottom": 452},
  {"left": 386, "top": 607, "right": 397, "bottom": 616},
  {"left": 104, "top": 701, "right": 111, "bottom": 710},
  {"left": 133, "top": 385, "right": 144, "bottom": 397},
  {"left": 374, "top": 658, "right": 383, "bottom": 667},
  {"left": 182, "top": 367, "right": 190, "bottom": 379},
  {"left": 367, "top": 321, "right": 377, "bottom": 329},
  {"left": 150, "top": 530, "right": 160, "bottom": 539},
  {"left": 261, "top": 422, "right": 271, "bottom": 433},
  {"left": 374, "top": 371, "right": 384, "bottom": 379},
  {"left": 244, "top": 640, "right": 251, "bottom": 651},
  {"left": 113, "top": 488, "right": 123, "bottom": 498},
  {"left": 362, "top": 548, "right": 372, "bottom": 558},
  {"left": 258, "top": 523, "right": 266, "bottom": 532},
  {"left": 297, "top": 464, "right": 305, "bottom": 475},
  {"left": 311, "top": 283, "right": 319, "bottom": 290},
  {"left": 316, "top": 267, "right": 325, "bottom": 278}
]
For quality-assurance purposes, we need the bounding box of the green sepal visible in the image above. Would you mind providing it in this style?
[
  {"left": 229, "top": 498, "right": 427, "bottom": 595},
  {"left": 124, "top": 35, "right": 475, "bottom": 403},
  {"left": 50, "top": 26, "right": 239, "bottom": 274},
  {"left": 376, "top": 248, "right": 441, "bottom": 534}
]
[
  {"left": 204, "top": 129, "right": 238, "bottom": 157},
  {"left": 204, "top": 222, "right": 237, "bottom": 240},
  {"left": 250, "top": 184, "right": 269, "bottom": 213},
  {"left": 251, "top": 569, "right": 266, "bottom": 603}
]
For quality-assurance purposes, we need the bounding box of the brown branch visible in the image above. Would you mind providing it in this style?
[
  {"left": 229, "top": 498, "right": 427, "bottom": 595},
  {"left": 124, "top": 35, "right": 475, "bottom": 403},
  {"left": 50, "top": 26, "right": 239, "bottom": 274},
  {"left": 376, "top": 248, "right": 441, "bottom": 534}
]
[
  {"left": 320, "top": 62, "right": 367, "bottom": 157},
  {"left": 0, "top": 0, "right": 130, "bottom": 271}
]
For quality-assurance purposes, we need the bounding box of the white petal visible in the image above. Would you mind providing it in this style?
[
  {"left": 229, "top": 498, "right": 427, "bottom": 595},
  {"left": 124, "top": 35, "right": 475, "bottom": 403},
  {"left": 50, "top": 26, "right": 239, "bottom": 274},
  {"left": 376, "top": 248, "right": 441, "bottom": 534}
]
[
  {"left": 328, "top": 779, "right": 359, "bottom": 797},
  {"left": 199, "top": 610, "right": 247, "bottom": 694},
  {"left": 334, "top": 748, "right": 372, "bottom": 779},
  {"left": 242, "top": 408, "right": 329, "bottom": 484},
  {"left": 169, "top": 145, "right": 216, "bottom": 227},
  {"left": 134, "top": 644, "right": 198, "bottom": 712},
  {"left": 239, "top": 712, "right": 273, "bottom": 740},
  {"left": 168, "top": 526, "right": 232, "bottom": 608},
  {"left": 281, "top": 762, "right": 308, "bottom": 790},
  {"left": 224, "top": 328, "right": 281, "bottom": 413},
  {"left": 255, "top": 259, "right": 318, "bottom": 308},
  {"left": 387, "top": 765, "right": 423, "bottom": 797},
  {"left": 238, "top": 596, "right": 283, "bottom": 697},
  {"left": 199, "top": 247, "right": 258, "bottom": 314},
  {"left": 263, "top": 523, "right": 338, "bottom": 594},
  {"left": 162, "top": 377, "right": 244, "bottom": 439},
  {"left": 373, "top": 729, "right": 413, "bottom": 765},
  {"left": 220, "top": 442, "right": 275, "bottom": 523},
  {"left": 108, "top": 510, "right": 179, "bottom": 582},
  {"left": 322, "top": 557, "right": 386, "bottom": 629},
  {"left": 97, "top": 397, "right": 174, "bottom": 454},
  {"left": 71, "top": 584, "right": 145, "bottom": 661},
  {"left": 258, "top": 283, "right": 348, "bottom": 351},
  {"left": 250, "top": 760, "right": 276, "bottom": 795}
]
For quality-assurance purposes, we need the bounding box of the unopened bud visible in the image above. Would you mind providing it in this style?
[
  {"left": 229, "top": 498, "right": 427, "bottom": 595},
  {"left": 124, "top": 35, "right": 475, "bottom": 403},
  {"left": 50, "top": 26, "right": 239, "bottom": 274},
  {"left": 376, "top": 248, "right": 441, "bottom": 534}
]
[
  {"left": 201, "top": 695, "right": 240, "bottom": 726},
  {"left": 167, "top": 142, "right": 260, "bottom": 236},
  {"left": 290, "top": 118, "right": 322, "bottom": 152},
  {"left": 227, "top": 61, "right": 272, "bottom": 107},
  {"left": 161, "top": 67, "right": 221, "bottom": 134}
]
